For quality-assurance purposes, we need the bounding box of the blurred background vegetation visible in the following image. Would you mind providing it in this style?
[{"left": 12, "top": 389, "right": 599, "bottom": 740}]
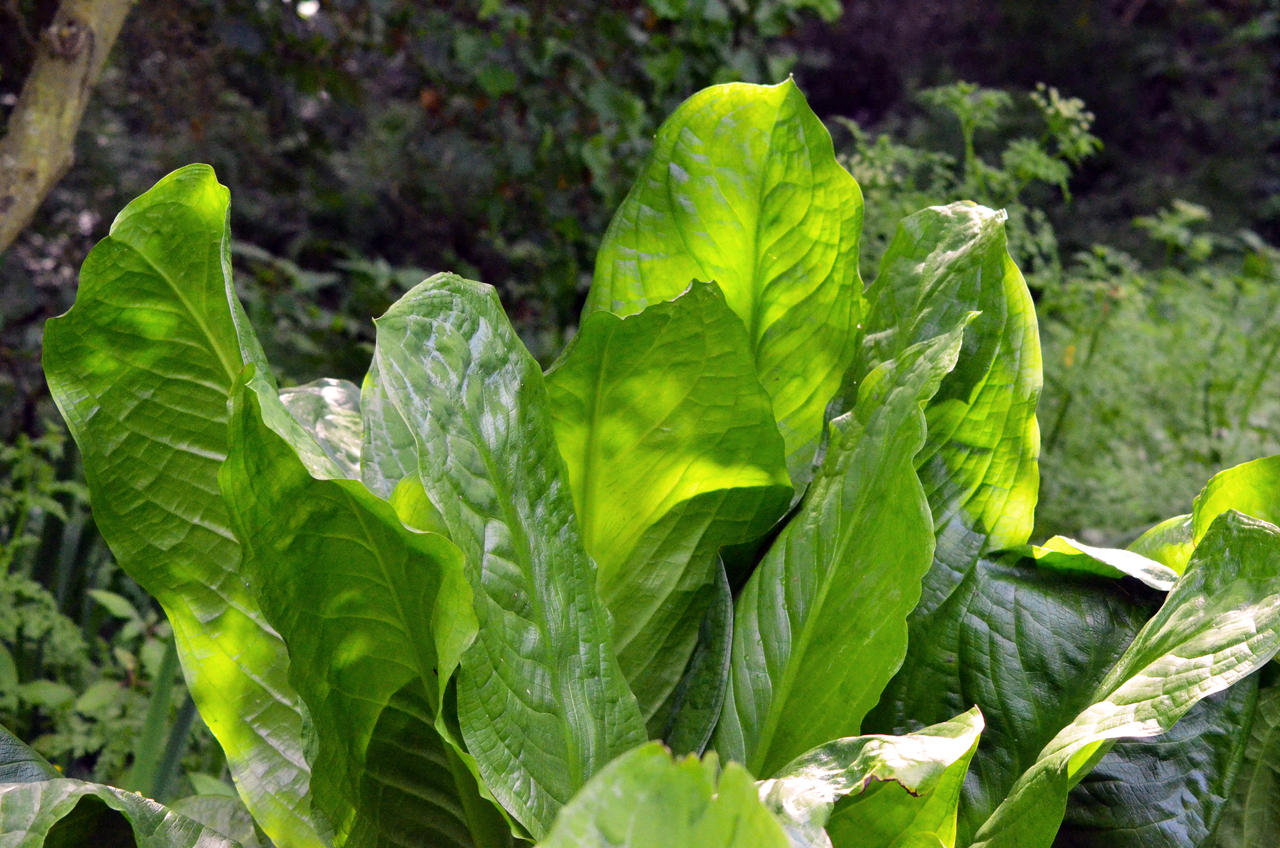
[{"left": 1, "top": 0, "right": 1277, "bottom": 809}]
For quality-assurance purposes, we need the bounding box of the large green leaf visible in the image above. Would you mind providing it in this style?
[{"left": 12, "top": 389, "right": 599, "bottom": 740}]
[
  {"left": 1044, "top": 531, "right": 1251, "bottom": 847},
  {"left": 1130, "top": 454, "right": 1280, "bottom": 575},
  {"left": 970, "top": 511, "right": 1280, "bottom": 848},
  {"left": 757, "top": 708, "right": 983, "bottom": 848},
  {"left": 867, "top": 539, "right": 1256, "bottom": 847},
  {"left": 1057, "top": 684, "right": 1256, "bottom": 848},
  {"left": 586, "top": 80, "right": 864, "bottom": 485},
  {"left": 856, "top": 203, "right": 1041, "bottom": 595},
  {"left": 715, "top": 321, "right": 969, "bottom": 778},
  {"left": 866, "top": 551, "right": 1162, "bottom": 843},
  {"left": 371, "top": 273, "right": 646, "bottom": 838},
  {"left": 221, "top": 375, "right": 510, "bottom": 848},
  {"left": 1214, "top": 670, "right": 1280, "bottom": 848},
  {"left": 546, "top": 280, "right": 791, "bottom": 727},
  {"left": 1, "top": 723, "right": 240, "bottom": 847},
  {"left": 42, "top": 165, "right": 324, "bottom": 848},
  {"left": 854, "top": 201, "right": 1060, "bottom": 843},
  {"left": 536, "top": 743, "right": 790, "bottom": 848}
]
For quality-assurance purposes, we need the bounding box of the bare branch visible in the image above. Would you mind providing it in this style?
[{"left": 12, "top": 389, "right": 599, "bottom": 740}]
[{"left": 0, "top": 0, "right": 135, "bottom": 255}]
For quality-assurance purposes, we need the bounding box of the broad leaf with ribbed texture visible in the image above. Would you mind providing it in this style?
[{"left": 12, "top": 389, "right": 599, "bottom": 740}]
[
  {"left": 0, "top": 781, "right": 245, "bottom": 848},
  {"left": 0, "top": 723, "right": 57, "bottom": 785},
  {"left": 0, "top": 723, "right": 240, "bottom": 847},
  {"left": 41, "top": 165, "right": 324, "bottom": 848},
  {"left": 546, "top": 280, "right": 791, "bottom": 728},
  {"left": 358, "top": 359, "right": 419, "bottom": 499},
  {"left": 222, "top": 376, "right": 510, "bottom": 848},
  {"left": 970, "top": 512, "right": 1280, "bottom": 848},
  {"left": 168, "top": 796, "right": 266, "bottom": 848},
  {"left": 714, "top": 321, "right": 969, "bottom": 778},
  {"left": 866, "top": 538, "right": 1257, "bottom": 848},
  {"left": 1057, "top": 683, "right": 1256, "bottom": 848},
  {"left": 1215, "top": 671, "right": 1280, "bottom": 848},
  {"left": 857, "top": 201, "right": 1049, "bottom": 843},
  {"left": 856, "top": 203, "right": 1041, "bottom": 615},
  {"left": 586, "top": 79, "right": 864, "bottom": 485},
  {"left": 372, "top": 273, "right": 646, "bottom": 838},
  {"left": 757, "top": 708, "right": 983, "bottom": 848},
  {"left": 865, "top": 550, "right": 1161, "bottom": 843},
  {"left": 536, "top": 743, "right": 790, "bottom": 848}
]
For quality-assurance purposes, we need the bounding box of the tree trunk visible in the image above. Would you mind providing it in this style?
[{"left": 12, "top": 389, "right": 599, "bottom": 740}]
[{"left": 0, "top": 0, "right": 134, "bottom": 255}]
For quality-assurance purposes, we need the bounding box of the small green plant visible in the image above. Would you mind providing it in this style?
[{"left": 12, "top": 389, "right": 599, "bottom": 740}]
[
  {"left": 5, "top": 81, "right": 1280, "bottom": 848},
  {"left": 0, "top": 426, "right": 225, "bottom": 798},
  {"left": 1036, "top": 208, "right": 1280, "bottom": 542},
  {"left": 0, "top": 430, "right": 85, "bottom": 574},
  {"left": 838, "top": 80, "right": 1101, "bottom": 280}
]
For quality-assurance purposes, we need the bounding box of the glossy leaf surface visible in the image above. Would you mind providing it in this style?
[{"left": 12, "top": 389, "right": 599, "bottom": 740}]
[
  {"left": 222, "top": 377, "right": 507, "bottom": 848},
  {"left": 971, "top": 512, "right": 1280, "bottom": 848},
  {"left": 1025, "top": 536, "right": 1176, "bottom": 591},
  {"left": 857, "top": 203, "right": 1041, "bottom": 618},
  {"left": 1058, "top": 684, "right": 1255, "bottom": 848},
  {"left": 716, "top": 322, "right": 968, "bottom": 777},
  {"left": 278, "top": 377, "right": 364, "bottom": 480},
  {"left": 0, "top": 724, "right": 239, "bottom": 847},
  {"left": 371, "top": 273, "right": 646, "bottom": 838},
  {"left": 1214, "top": 672, "right": 1280, "bottom": 848},
  {"left": 867, "top": 551, "right": 1161, "bottom": 843},
  {"left": 587, "top": 80, "right": 864, "bottom": 484},
  {"left": 856, "top": 201, "right": 1055, "bottom": 843},
  {"left": 358, "top": 359, "right": 419, "bottom": 499},
  {"left": 758, "top": 708, "right": 983, "bottom": 848}
]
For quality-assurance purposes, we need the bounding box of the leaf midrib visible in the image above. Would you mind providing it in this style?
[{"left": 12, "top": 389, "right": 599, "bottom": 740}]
[
  {"left": 383, "top": 304, "right": 593, "bottom": 801},
  {"left": 746, "top": 435, "right": 871, "bottom": 774},
  {"left": 455, "top": 366, "right": 588, "bottom": 795},
  {"left": 748, "top": 405, "right": 926, "bottom": 776},
  {"left": 112, "top": 230, "right": 242, "bottom": 383},
  {"left": 578, "top": 318, "right": 615, "bottom": 559}
]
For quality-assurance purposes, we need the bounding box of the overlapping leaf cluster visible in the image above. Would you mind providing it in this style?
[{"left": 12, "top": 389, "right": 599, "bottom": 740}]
[{"left": 5, "top": 81, "right": 1280, "bottom": 848}]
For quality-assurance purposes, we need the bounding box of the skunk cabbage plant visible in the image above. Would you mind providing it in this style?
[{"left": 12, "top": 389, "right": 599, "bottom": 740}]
[{"left": 8, "top": 79, "right": 1280, "bottom": 848}]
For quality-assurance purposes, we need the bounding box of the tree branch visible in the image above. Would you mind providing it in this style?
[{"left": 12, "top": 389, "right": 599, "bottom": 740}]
[{"left": 0, "top": 0, "right": 134, "bottom": 255}]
